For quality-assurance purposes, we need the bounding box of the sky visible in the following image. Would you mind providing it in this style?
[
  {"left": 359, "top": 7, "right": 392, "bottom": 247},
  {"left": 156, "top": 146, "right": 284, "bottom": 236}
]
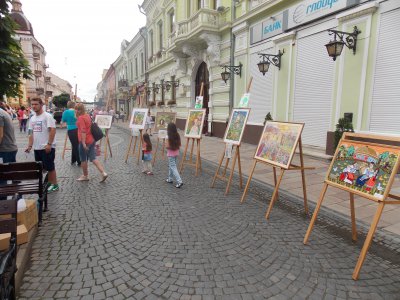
[{"left": 20, "top": 0, "right": 146, "bottom": 102}]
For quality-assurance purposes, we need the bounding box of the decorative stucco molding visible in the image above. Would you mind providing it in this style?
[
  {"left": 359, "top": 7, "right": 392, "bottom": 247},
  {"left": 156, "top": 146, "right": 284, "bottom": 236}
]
[{"left": 200, "top": 33, "right": 221, "bottom": 65}]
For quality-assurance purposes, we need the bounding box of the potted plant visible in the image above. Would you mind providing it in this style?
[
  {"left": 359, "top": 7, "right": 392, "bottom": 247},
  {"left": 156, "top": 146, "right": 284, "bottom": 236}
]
[
  {"left": 326, "top": 117, "right": 354, "bottom": 155},
  {"left": 167, "top": 99, "right": 176, "bottom": 106},
  {"left": 148, "top": 56, "right": 153, "bottom": 63},
  {"left": 156, "top": 50, "right": 162, "bottom": 58},
  {"left": 263, "top": 112, "right": 273, "bottom": 125},
  {"left": 157, "top": 101, "right": 165, "bottom": 107},
  {"left": 148, "top": 101, "right": 156, "bottom": 107}
]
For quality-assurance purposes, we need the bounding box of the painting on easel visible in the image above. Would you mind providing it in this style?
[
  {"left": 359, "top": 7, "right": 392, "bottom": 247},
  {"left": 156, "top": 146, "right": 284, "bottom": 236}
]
[
  {"left": 184, "top": 109, "right": 206, "bottom": 139},
  {"left": 155, "top": 112, "right": 176, "bottom": 132},
  {"left": 255, "top": 121, "right": 304, "bottom": 169},
  {"left": 224, "top": 108, "right": 250, "bottom": 145},
  {"left": 327, "top": 141, "right": 400, "bottom": 201},
  {"left": 129, "top": 108, "right": 148, "bottom": 129},
  {"left": 95, "top": 115, "right": 113, "bottom": 129}
]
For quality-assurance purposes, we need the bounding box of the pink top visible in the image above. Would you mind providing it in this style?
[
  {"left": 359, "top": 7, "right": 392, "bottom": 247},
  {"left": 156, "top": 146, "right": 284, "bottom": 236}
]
[{"left": 167, "top": 148, "right": 179, "bottom": 157}]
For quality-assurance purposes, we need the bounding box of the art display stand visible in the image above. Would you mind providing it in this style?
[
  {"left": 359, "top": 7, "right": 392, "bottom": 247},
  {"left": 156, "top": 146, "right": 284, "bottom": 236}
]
[
  {"left": 240, "top": 136, "right": 313, "bottom": 219},
  {"left": 124, "top": 129, "right": 143, "bottom": 164},
  {"left": 210, "top": 78, "right": 253, "bottom": 195},
  {"left": 211, "top": 144, "right": 243, "bottom": 195},
  {"left": 102, "top": 129, "right": 113, "bottom": 160},
  {"left": 303, "top": 132, "right": 400, "bottom": 280},
  {"left": 61, "top": 133, "right": 70, "bottom": 160},
  {"left": 179, "top": 137, "right": 202, "bottom": 176},
  {"left": 152, "top": 137, "right": 166, "bottom": 166}
]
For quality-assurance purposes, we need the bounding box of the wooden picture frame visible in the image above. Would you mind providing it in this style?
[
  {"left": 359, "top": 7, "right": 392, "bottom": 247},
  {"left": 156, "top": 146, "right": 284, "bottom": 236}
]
[
  {"left": 184, "top": 109, "right": 206, "bottom": 139},
  {"left": 223, "top": 108, "right": 250, "bottom": 146},
  {"left": 129, "top": 108, "right": 148, "bottom": 129},
  {"left": 155, "top": 112, "right": 176, "bottom": 132},
  {"left": 254, "top": 121, "right": 304, "bottom": 169},
  {"left": 95, "top": 115, "right": 113, "bottom": 129}
]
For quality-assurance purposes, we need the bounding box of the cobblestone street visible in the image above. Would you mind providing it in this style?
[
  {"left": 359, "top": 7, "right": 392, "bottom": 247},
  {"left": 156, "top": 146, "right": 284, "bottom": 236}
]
[{"left": 16, "top": 127, "right": 400, "bottom": 299}]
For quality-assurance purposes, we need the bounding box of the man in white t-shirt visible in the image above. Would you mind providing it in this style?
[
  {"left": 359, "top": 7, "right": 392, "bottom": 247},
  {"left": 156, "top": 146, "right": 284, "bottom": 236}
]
[{"left": 25, "top": 98, "right": 59, "bottom": 193}]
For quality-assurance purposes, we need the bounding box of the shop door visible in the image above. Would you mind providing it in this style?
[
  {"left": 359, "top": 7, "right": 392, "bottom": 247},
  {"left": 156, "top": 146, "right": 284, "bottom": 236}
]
[{"left": 195, "top": 62, "right": 210, "bottom": 134}]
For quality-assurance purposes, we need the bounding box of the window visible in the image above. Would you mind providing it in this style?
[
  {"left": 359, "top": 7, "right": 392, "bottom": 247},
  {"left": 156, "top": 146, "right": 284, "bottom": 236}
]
[
  {"left": 169, "top": 10, "right": 175, "bottom": 33},
  {"left": 198, "top": 0, "right": 202, "bottom": 10},
  {"left": 187, "top": 0, "right": 191, "bottom": 17},
  {"left": 140, "top": 52, "right": 144, "bottom": 74},
  {"left": 171, "top": 76, "right": 176, "bottom": 102},
  {"left": 130, "top": 62, "right": 133, "bottom": 78},
  {"left": 158, "top": 21, "right": 163, "bottom": 50},
  {"left": 135, "top": 57, "right": 138, "bottom": 78},
  {"left": 149, "top": 30, "right": 154, "bottom": 56}
]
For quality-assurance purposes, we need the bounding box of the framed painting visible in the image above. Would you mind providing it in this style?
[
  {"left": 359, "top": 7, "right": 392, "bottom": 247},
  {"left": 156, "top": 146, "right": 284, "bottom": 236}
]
[
  {"left": 194, "top": 96, "right": 203, "bottom": 109},
  {"left": 255, "top": 121, "right": 304, "bottom": 169},
  {"left": 238, "top": 93, "right": 250, "bottom": 108},
  {"left": 326, "top": 140, "right": 400, "bottom": 201},
  {"left": 129, "top": 108, "right": 148, "bottom": 129},
  {"left": 155, "top": 112, "right": 176, "bottom": 132},
  {"left": 184, "top": 109, "right": 206, "bottom": 139},
  {"left": 95, "top": 115, "right": 113, "bottom": 129},
  {"left": 223, "top": 108, "right": 250, "bottom": 145}
]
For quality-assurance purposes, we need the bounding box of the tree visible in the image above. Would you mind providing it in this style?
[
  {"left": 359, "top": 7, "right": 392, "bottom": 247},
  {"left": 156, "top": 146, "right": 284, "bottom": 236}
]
[
  {"left": 52, "top": 93, "right": 71, "bottom": 108},
  {"left": 0, "top": 0, "right": 32, "bottom": 98}
]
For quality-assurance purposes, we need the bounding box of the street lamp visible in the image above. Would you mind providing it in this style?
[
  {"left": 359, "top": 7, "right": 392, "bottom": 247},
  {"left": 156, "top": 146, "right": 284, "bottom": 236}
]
[
  {"left": 220, "top": 63, "right": 242, "bottom": 83},
  {"left": 257, "top": 50, "right": 284, "bottom": 76},
  {"left": 163, "top": 80, "right": 179, "bottom": 92},
  {"left": 325, "top": 26, "right": 361, "bottom": 61}
]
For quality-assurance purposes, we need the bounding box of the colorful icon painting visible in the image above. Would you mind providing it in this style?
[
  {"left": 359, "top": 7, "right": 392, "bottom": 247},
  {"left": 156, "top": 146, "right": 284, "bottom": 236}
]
[
  {"left": 255, "top": 121, "right": 304, "bottom": 169},
  {"left": 184, "top": 109, "right": 206, "bottom": 139},
  {"left": 155, "top": 112, "right": 176, "bottom": 132},
  {"left": 129, "top": 108, "right": 148, "bottom": 129},
  {"left": 224, "top": 108, "right": 250, "bottom": 145},
  {"left": 326, "top": 141, "right": 400, "bottom": 201}
]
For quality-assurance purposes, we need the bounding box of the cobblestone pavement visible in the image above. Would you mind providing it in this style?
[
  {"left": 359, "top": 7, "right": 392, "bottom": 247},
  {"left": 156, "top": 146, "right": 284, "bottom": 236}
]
[{"left": 16, "top": 126, "right": 400, "bottom": 299}]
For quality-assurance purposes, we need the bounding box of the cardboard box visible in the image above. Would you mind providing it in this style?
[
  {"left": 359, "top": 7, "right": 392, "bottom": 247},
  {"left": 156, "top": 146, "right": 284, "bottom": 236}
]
[
  {"left": 17, "top": 199, "right": 38, "bottom": 231},
  {"left": 0, "top": 224, "right": 28, "bottom": 251}
]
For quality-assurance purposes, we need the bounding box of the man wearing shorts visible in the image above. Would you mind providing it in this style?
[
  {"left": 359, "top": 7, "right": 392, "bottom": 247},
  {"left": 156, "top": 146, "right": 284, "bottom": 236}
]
[{"left": 25, "top": 98, "right": 59, "bottom": 193}]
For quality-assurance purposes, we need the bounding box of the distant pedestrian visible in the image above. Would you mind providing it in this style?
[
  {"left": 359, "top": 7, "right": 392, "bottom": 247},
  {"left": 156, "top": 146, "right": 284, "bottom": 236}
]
[
  {"left": 165, "top": 123, "right": 183, "bottom": 188},
  {"left": 17, "top": 106, "right": 28, "bottom": 133},
  {"left": 141, "top": 133, "right": 153, "bottom": 175},
  {"left": 145, "top": 111, "right": 153, "bottom": 136},
  {"left": 75, "top": 103, "right": 108, "bottom": 182},
  {"left": 0, "top": 101, "right": 18, "bottom": 163},
  {"left": 25, "top": 98, "right": 59, "bottom": 193},
  {"left": 61, "top": 101, "right": 81, "bottom": 166}
]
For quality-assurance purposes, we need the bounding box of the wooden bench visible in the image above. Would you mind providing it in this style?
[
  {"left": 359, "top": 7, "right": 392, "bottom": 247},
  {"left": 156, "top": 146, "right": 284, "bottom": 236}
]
[
  {"left": 0, "top": 194, "right": 18, "bottom": 300},
  {"left": 0, "top": 162, "right": 48, "bottom": 224}
]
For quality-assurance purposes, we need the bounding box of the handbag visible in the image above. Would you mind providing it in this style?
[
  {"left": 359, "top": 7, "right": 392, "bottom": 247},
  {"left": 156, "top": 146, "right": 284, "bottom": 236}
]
[{"left": 91, "top": 120, "right": 104, "bottom": 141}]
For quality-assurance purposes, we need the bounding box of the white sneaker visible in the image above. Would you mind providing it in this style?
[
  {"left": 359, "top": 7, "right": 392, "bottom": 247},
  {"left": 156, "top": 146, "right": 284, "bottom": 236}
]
[
  {"left": 77, "top": 175, "right": 89, "bottom": 181},
  {"left": 100, "top": 172, "right": 108, "bottom": 182}
]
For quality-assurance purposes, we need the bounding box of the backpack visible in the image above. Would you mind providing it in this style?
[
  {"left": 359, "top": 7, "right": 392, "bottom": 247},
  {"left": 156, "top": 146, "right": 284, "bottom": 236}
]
[{"left": 91, "top": 120, "right": 104, "bottom": 141}]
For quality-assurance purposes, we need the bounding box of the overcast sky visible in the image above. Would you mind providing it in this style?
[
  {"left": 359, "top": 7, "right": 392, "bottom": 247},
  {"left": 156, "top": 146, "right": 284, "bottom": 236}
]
[{"left": 20, "top": 0, "right": 146, "bottom": 102}]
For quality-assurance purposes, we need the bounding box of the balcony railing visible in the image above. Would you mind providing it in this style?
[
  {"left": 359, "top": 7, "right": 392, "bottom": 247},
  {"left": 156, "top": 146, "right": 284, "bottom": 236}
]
[
  {"left": 45, "top": 76, "right": 51, "bottom": 83},
  {"left": 118, "top": 80, "right": 128, "bottom": 88},
  {"left": 34, "top": 70, "right": 42, "bottom": 77},
  {"left": 36, "top": 88, "right": 44, "bottom": 95},
  {"left": 33, "top": 53, "right": 40, "bottom": 60},
  {"left": 45, "top": 91, "right": 52, "bottom": 97},
  {"left": 176, "top": 9, "right": 223, "bottom": 41}
]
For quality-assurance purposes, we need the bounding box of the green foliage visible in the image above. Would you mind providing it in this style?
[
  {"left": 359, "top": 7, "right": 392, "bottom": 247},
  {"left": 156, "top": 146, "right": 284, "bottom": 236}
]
[
  {"left": 334, "top": 117, "right": 354, "bottom": 150},
  {"left": 52, "top": 93, "right": 71, "bottom": 108},
  {"left": 263, "top": 112, "right": 273, "bottom": 125},
  {"left": 0, "top": 0, "right": 32, "bottom": 97}
]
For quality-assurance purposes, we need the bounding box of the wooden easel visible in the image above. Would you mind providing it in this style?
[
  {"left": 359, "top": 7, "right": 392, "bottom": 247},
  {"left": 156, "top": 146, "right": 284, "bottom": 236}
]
[
  {"left": 61, "top": 133, "right": 71, "bottom": 160},
  {"left": 179, "top": 84, "right": 205, "bottom": 176},
  {"left": 179, "top": 138, "right": 202, "bottom": 176},
  {"left": 303, "top": 132, "right": 400, "bottom": 280},
  {"left": 210, "top": 78, "right": 253, "bottom": 195},
  {"left": 102, "top": 129, "right": 113, "bottom": 160},
  {"left": 124, "top": 129, "right": 143, "bottom": 164},
  {"left": 241, "top": 129, "right": 314, "bottom": 219}
]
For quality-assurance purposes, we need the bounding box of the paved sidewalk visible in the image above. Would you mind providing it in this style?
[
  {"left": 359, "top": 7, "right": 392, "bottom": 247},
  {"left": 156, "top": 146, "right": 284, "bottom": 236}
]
[{"left": 115, "top": 120, "right": 400, "bottom": 236}]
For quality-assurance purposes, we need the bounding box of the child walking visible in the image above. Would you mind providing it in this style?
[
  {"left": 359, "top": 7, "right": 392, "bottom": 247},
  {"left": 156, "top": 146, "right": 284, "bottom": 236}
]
[
  {"left": 142, "top": 133, "right": 153, "bottom": 175},
  {"left": 165, "top": 123, "right": 183, "bottom": 188}
]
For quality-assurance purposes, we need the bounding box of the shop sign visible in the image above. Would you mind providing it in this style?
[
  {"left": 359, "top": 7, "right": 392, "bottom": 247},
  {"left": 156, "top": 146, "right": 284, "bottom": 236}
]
[
  {"left": 287, "top": 0, "right": 360, "bottom": 29},
  {"left": 250, "top": 13, "right": 285, "bottom": 45}
]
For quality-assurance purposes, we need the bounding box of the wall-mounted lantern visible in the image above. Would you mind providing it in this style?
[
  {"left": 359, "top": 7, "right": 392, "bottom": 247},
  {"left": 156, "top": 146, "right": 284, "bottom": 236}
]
[
  {"left": 221, "top": 63, "right": 242, "bottom": 83},
  {"left": 257, "top": 49, "right": 284, "bottom": 76},
  {"left": 325, "top": 26, "right": 361, "bottom": 61}
]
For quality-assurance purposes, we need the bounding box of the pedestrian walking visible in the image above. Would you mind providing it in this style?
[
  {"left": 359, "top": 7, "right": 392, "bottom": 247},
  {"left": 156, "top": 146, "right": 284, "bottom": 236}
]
[
  {"left": 145, "top": 111, "right": 153, "bottom": 136},
  {"left": 0, "top": 101, "right": 18, "bottom": 163},
  {"left": 25, "top": 98, "right": 59, "bottom": 193},
  {"left": 61, "top": 101, "right": 81, "bottom": 166},
  {"left": 165, "top": 123, "right": 183, "bottom": 188},
  {"left": 75, "top": 103, "right": 108, "bottom": 182},
  {"left": 141, "top": 133, "right": 153, "bottom": 175},
  {"left": 17, "top": 106, "right": 28, "bottom": 133}
]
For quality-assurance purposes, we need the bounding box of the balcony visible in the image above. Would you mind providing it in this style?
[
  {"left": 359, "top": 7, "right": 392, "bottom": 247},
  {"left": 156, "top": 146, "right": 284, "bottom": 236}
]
[
  {"left": 45, "top": 91, "right": 53, "bottom": 97},
  {"left": 36, "top": 88, "right": 44, "bottom": 95},
  {"left": 45, "top": 76, "right": 51, "bottom": 83},
  {"left": 33, "top": 53, "right": 40, "bottom": 60},
  {"left": 34, "top": 70, "right": 42, "bottom": 77},
  {"left": 174, "top": 9, "right": 229, "bottom": 45},
  {"left": 118, "top": 80, "right": 128, "bottom": 88}
]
